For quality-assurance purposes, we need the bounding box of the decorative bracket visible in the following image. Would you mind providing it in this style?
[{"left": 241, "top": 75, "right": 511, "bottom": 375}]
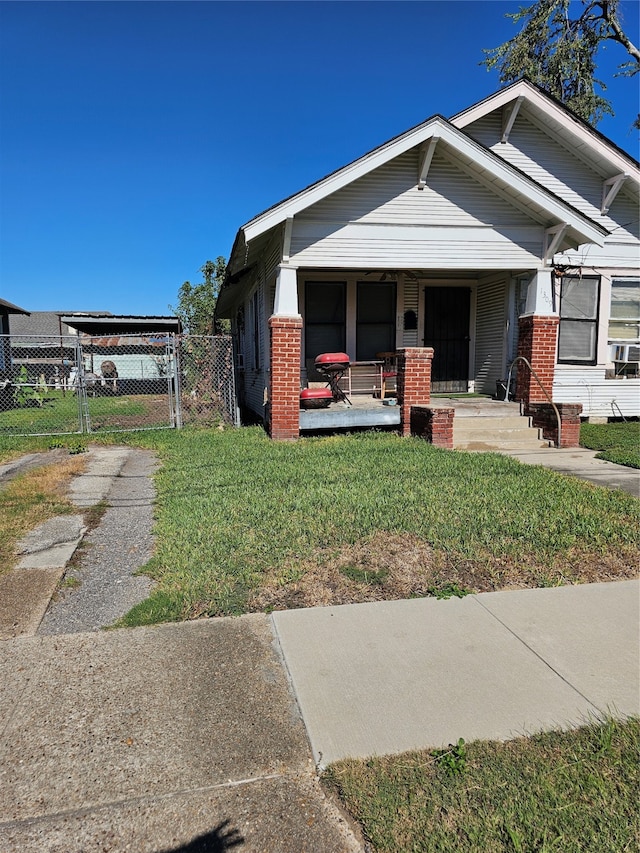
[
  {"left": 501, "top": 96, "right": 524, "bottom": 143},
  {"left": 543, "top": 223, "right": 569, "bottom": 262},
  {"left": 282, "top": 216, "right": 293, "bottom": 262},
  {"left": 601, "top": 173, "right": 628, "bottom": 215},
  {"left": 417, "top": 135, "right": 438, "bottom": 189}
]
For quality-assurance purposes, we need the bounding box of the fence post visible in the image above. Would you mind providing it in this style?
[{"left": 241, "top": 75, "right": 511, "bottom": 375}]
[{"left": 173, "top": 334, "right": 183, "bottom": 429}]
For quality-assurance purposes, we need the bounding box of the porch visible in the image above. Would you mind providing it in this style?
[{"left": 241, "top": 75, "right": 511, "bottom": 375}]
[{"left": 299, "top": 394, "right": 402, "bottom": 431}]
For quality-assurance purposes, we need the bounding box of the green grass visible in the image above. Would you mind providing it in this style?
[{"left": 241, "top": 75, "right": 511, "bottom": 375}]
[
  {"left": 580, "top": 421, "right": 640, "bottom": 469},
  {"left": 1, "top": 427, "right": 637, "bottom": 624},
  {"left": 101, "top": 429, "right": 639, "bottom": 623},
  {"left": 324, "top": 717, "right": 640, "bottom": 853},
  {"left": 0, "top": 391, "right": 155, "bottom": 435}
]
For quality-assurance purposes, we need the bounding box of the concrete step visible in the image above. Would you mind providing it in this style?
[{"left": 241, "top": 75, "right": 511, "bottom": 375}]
[
  {"left": 453, "top": 427, "right": 541, "bottom": 442},
  {"left": 452, "top": 414, "right": 548, "bottom": 451},
  {"left": 455, "top": 437, "right": 550, "bottom": 451},
  {"left": 454, "top": 415, "right": 533, "bottom": 431}
]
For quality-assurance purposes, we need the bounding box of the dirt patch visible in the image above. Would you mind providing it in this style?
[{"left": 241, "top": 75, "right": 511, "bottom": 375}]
[
  {"left": 248, "top": 531, "right": 639, "bottom": 611},
  {"left": 0, "top": 454, "right": 88, "bottom": 575},
  {"left": 89, "top": 396, "right": 171, "bottom": 431}
]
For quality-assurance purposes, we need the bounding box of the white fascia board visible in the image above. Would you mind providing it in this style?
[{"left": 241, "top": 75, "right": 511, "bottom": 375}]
[
  {"left": 243, "top": 117, "right": 448, "bottom": 242},
  {"left": 452, "top": 80, "right": 640, "bottom": 185},
  {"left": 244, "top": 117, "right": 607, "bottom": 249}
]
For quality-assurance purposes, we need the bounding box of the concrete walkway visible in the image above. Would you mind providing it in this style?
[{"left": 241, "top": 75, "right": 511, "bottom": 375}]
[{"left": 501, "top": 446, "right": 640, "bottom": 497}]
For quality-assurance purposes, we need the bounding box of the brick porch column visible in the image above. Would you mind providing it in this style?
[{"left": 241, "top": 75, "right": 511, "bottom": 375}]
[
  {"left": 396, "top": 347, "right": 434, "bottom": 437},
  {"left": 268, "top": 315, "right": 302, "bottom": 441},
  {"left": 516, "top": 315, "right": 559, "bottom": 408}
]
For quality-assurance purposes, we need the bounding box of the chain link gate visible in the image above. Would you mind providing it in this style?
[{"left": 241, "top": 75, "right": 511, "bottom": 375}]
[{"left": 0, "top": 333, "right": 238, "bottom": 437}]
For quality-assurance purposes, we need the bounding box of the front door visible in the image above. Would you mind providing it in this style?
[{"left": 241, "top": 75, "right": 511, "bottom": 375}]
[{"left": 424, "top": 287, "right": 470, "bottom": 393}]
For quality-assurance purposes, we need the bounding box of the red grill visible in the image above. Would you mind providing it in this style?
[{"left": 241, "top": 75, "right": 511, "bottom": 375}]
[
  {"left": 314, "top": 352, "right": 351, "bottom": 406},
  {"left": 314, "top": 352, "right": 350, "bottom": 372},
  {"left": 300, "top": 387, "right": 333, "bottom": 409}
]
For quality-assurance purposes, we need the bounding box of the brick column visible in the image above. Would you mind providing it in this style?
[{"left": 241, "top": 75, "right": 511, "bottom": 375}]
[
  {"left": 396, "top": 347, "right": 433, "bottom": 437},
  {"left": 410, "top": 405, "right": 455, "bottom": 448},
  {"left": 528, "top": 402, "right": 583, "bottom": 448},
  {"left": 516, "top": 315, "right": 559, "bottom": 408},
  {"left": 268, "top": 315, "right": 302, "bottom": 441}
]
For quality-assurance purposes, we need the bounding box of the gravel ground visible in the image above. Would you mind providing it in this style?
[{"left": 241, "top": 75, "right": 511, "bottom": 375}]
[{"left": 38, "top": 448, "right": 157, "bottom": 635}]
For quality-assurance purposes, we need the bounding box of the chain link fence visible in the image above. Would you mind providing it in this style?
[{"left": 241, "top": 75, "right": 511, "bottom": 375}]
[{"left": 0, "top": 333, "right": 238, "bottom": 436}]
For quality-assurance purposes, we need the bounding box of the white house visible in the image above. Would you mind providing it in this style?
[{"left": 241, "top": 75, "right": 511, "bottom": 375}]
[{"left": 216, "top": 80, "right": 639, "bottom": 441}]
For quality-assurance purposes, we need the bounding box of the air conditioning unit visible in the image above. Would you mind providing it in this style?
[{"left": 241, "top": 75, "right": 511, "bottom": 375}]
[{"left": 611, "top": 344, "right": 640, "bottom": 364}]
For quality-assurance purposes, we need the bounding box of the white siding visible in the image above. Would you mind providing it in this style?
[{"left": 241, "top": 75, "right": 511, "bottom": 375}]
[
  {"left": 402, "top": 278, "right": 419, "bottom": 346},
  {"left": 474, "top": 276, "right": 507, "bottom": 394},
  {"left": 465, "top": 113, "right": 639, "bottom": 247},
  {"left": 554, "top": 366, "right": 640, "bottom": 417},
  {"left": 289, "top": 150, "right": 546, "bottom": 268}
]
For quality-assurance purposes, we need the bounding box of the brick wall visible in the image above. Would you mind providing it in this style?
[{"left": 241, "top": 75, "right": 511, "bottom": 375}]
[
  {"left": 516, "top": 315, "right": 559, "bottom": 407},
  {"left": 268, "top": 315, "right": 302, "bottom": 441},
  {"left": 527, "top": 402, "right": 583, "bottom": 448},
  {"left": 396, "top": 347, "right": 434, "bottom": 437},
  {"left": 410, "top": 405, "right": 455, "bottom": 448}
]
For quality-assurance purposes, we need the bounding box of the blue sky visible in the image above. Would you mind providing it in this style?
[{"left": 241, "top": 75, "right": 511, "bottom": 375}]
[{"left": 1, "top": 0, "right": 638, "bottom": 316}]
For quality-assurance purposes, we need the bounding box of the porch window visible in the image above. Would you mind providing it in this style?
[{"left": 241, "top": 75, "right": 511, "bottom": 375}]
[
  {"left": 356, "top": 281, "right": 396, "bottom": 360},
  {"left": 608, "top": 279, "right": 640, "bottom": 342},
  {"left": 558, "top": 276, "right": 599, "bottom": 365},
  {"left": 305, "top": 282, "right": 346, "bottom": 370}
]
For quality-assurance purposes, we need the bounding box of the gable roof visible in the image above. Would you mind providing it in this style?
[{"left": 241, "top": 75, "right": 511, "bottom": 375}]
[
  {"left": 451, "top": 79, "right": 640, "bottom": 181},
  {"left": 0, "top": 298, "right": 29, "bottom": 315},
  {"left": 226, "top": 102, "right": 614, "bottom": 286}
]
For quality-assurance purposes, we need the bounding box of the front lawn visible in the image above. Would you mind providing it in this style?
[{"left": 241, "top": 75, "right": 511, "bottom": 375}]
[
  {"left": 581, "top": 421, "right": 640, "bottom": 469},
  {"left": 324, "top": 717, "right": 640, "bottom": 853},
  {"left": 1, "top": 427, "right": 637, "bottom": 625}
]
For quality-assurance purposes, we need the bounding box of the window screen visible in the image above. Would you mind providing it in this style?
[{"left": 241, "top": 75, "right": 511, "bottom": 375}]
[
  {"left": 356, "top": 281, "right": 396, "bottom": 360},
  {"left": 558, "top": 276, "right": 599, "bottom": 364},
  {"left": 609, "top": 279, "right": 640, "bottom": 342},
  {"left": 304, "top": 282, "right": 346, "bottom": 361}
]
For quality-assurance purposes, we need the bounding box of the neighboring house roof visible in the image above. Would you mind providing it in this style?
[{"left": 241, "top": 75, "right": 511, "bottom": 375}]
[
  {"left": 60, "top": 315, "right": 181, "bottom": 335},
  {"left": 9, "top": 311, "right": 181, "bottom": 340},
  {"left": 0, "top": 298, "right": 29, "bottom": 315},
  {"left": 9, "top": 311, "right": 111, "bottom": 340}
]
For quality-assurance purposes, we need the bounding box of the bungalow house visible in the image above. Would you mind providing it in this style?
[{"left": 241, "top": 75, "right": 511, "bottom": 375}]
[{"left": 216, "top": 80, "right": 640, "bottom": 442}]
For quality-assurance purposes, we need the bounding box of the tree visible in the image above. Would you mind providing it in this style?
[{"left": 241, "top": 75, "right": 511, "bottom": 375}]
[
  {"left": 482, "top": 0, "right": 640, "bottom": 127},
  {"left": 170, "top": 257, "right": 227, "bottom": 335}
]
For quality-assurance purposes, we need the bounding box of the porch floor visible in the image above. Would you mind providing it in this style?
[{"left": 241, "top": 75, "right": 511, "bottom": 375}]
[
  {"left": 299, "top": 394, "right": 401, "bottom": 431},
  {"left": 298, "top": 394, "right": 520, "bottom": 432}
]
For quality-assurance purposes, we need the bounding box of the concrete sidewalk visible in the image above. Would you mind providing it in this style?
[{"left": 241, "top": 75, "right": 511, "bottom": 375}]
[
  {"left": 1, "top": 582, "right": 637, "bottom": 851},
  {"left": 273, "top": 580, "right": 639, "bottom": 768},
  {"left": 0, "top": 617, "right": 362, "bottom": 852}
]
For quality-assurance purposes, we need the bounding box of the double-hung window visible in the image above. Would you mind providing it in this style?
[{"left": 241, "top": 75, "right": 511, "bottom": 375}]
[
  {"left": 609, "top": 279, "right": 640, "bottom": 343},
  {"left": 557, "top": 276, "right": 599, "bottom": 365},
  {"left": 356, "top": 281, "right": 397, "bottom": 360}
]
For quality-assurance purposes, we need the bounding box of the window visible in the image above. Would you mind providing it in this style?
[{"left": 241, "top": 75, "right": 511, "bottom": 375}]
[
  {"left": 558, "top": 276, "right": 599, "bottom": 365},
  {"left": 304, "top": 282, "right": 346, "bottom": 362},
  {"left": 250, "top": 290, "right": 261, "bottom": 370},
  {"left": 609, "top": 279, "right": 640, "bottom": 342},
  {"left": 356, "top": 281, "right": 396, "bottom": 360}
]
